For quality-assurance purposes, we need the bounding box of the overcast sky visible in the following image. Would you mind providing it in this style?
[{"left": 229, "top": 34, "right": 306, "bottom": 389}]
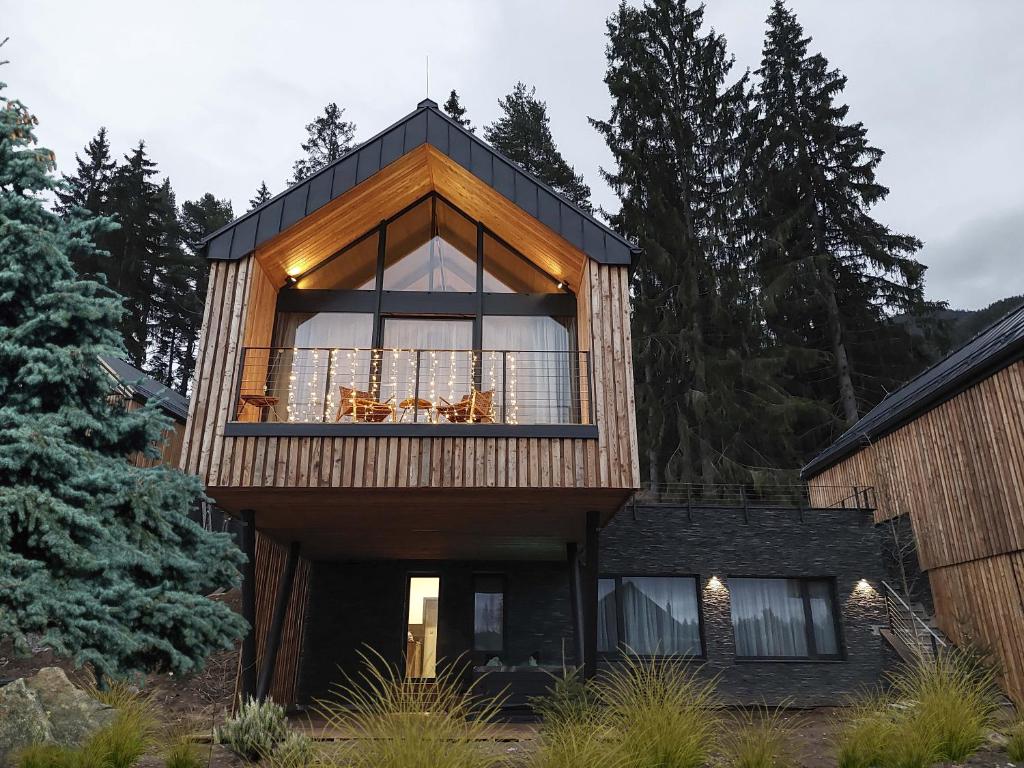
[{"left": 6, "top": 1, "right": 1023, "bottom": 310}]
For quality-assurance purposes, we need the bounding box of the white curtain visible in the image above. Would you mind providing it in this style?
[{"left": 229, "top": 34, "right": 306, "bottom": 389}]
[
  {"left": 482, "top": 316, "right": 572, "bottom": 424},
  {"left": 382, "top": 319, "right": 474, "bottom": 418},
  {"left": 729, "top": 578, "right": 810, "bottom": 657},
  {"left": 620, "top": 577, "right": 701, "bottom": 656},
  {"left": 808, "top": 581, "right": 839, "bottom": 655}
]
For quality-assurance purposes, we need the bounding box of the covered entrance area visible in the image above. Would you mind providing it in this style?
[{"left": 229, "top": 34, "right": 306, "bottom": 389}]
[{"left": 214, "top": 486, "right": 626, "bottom": 708}]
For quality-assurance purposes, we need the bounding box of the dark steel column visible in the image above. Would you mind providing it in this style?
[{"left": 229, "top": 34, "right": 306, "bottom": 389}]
[
  {"left": 239, "top": 509, "right": 257, "bottom": 701},
  {"left": 256, "top": 541, "right": 301, "bottom": 701},
  {"left": 567, "top": 542, "right": 585, "bottom": 669},
  {"left": 583, "top": 511, "right": 600, "bottom": 679}
]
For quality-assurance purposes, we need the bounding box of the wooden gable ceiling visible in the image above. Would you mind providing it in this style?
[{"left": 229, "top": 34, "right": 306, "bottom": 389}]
[{"left": 252, "top": 145, "right": 590, "bottom": 292}]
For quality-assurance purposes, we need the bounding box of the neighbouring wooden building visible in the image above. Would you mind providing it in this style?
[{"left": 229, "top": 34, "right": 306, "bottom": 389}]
[
  {"left": 184, "top": 100, "right": 886, "bottom": 708},
  {"left": 804, "top": 304, "right": 1024, "bottom": 700}
]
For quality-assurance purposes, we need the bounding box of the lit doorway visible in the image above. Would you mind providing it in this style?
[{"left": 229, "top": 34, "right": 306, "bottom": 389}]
[{"left": 405, "top": 576, "right": 440, "bottom": 679}]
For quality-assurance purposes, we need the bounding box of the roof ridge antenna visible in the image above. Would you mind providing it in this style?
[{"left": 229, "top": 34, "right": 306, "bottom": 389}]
[{"left": 425, "top": 54, "right": 429, "bottom": 101}]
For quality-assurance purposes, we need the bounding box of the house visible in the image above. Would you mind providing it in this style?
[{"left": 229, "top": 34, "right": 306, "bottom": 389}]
[
  {"left": 183, "top": 100, "right": 885, "bottom": 708},
  {"left": 803, "top": 303, "right": 1024, "bottom": 701},
  {"left": 100, "top": 355, "right": 188, "bottom": 467}
]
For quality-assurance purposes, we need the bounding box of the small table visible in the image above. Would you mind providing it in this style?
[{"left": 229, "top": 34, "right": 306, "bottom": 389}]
[
  {"left": 236, "top": 394, "right": 279, "bottom": 421},
  {"left": 398, "top": 397, "right": 434, "bottom": 422}
]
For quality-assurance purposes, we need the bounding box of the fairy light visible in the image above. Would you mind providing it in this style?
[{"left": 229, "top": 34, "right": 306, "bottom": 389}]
[
  {"left": 287, "top": 346, "right": 298, "bottom": 422},
  {"left": 508, "top": 352, "right": 518, "bottom": 424},
  {"left": 390, "top": 347, "right": 399, "bottom": 422},
  {"left": 488, "top": 350, "right": 497, "bottom": 395},
  {"left": 407, "top": 348, "right": 418, "bottom": 421},
  {"left": 307, "top": 348, "right": 320, "bottom": 422},
  {"left": 429, "top": 351, "right": 437, "bottom": 422},
  {"left": 348, "top": 349, "right": 357, "bottom": 422},
  {"left": 448, "top": 350, "right": 456, "bottom": 404},
  {"left": 325, "top": 348, "right": 338, "bottom": 422}
]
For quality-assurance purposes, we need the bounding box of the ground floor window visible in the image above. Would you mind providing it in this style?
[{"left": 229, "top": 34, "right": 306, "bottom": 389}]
[
  {"left": 729, "top": 577, "right": 840, "bottom": 659},
  {"left": 473, "top": 574, "right": 504, "bottom": 656},
  {"left": 598, "top": 575, "right": 702, "bottom": 656}
]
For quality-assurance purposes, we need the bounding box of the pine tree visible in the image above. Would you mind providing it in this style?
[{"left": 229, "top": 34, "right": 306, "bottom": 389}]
[
  {"left": 176, "top": 193, "right": 233, "bottom": 393},
  {"left": 743, "top": 0, "right": 929, "bottom": 435},
  {"left": 0, "top": 83, "right": 246, "bottom": 681},
  {"left": 147, "top": 178, "right": 189, "bottom": 391},
  {"left": 290, "top": 103, "right": 356, "bottom": 183},
  {"left": 248, "top": 180, "right": 272, "bottom": 211},
  {"left": 443, "top": 89, "right": 473, "bottom": 132},
  {"left": 55, "top": 128, "right": 116, "bottom": 278},
  {"left": 593, "top": 0, "right": 784, "bottom": 486},
  {"left": 484, "top": 82, "right": 592, "bottom": 210}
]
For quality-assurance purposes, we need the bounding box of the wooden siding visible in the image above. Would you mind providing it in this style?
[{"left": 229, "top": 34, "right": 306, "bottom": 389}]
[
  {"left": 123, "top": 397, "right": 186, "bottom": 468},
  {"left": 180, "top": 258, "right": 640, "bottom": 494},
  {"left": 807, "top": 359, "right": 1024, "bottom": 700},
  {"left": 252, "top": 531, "right": 311, "bottom": 706}
]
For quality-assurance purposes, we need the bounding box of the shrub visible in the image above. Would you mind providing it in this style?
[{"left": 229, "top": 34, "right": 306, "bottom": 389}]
[
  {"left": 529, "top": 711, "right": 624, "bottom": 768},
  {"left": 215, "top": 696, "right": 289, "bottom": 760},
  {"left": 266, "top": 731, "right": 318, "bottom": 768},
  {"left": 888, "top": 650, "right": 1001, "bottom": 762},
  {"left": 722, "top": 706, "right": 796, "bottom": 768},
  {"left": 315, "top": 649, "right": 502, "bottom": 768},
  {"left": 17, "top": 744, "right": 75, "bottom": 768},
  {"left": 595, "top": 654, "right": 718, "bottom": 768},
  {"left": 163, "top": 737, "right": 205, "bottom": 768},
  {"left": 1006, "top": 720, "right": 1024, "bottom": 763},
  {"left": 833, "top": 693, "right": 898, "bottom": 768},
  {"left": 529, "top": 666, "right": 598, "bottom": 733},
  {"left": 882, "top": 714, "right": 940, "bottom": 768}
]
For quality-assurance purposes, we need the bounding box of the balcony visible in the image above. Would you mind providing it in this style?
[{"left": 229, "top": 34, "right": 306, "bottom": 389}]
[{"left": 231, "top": 347, "right": 593, "bottom": 434}]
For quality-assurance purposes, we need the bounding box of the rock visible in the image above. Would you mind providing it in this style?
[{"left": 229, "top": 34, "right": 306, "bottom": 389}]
[
  {"left": 0, "top": 678, "right": 52, "bottom": 764},
  {"left": 24, "top": 667, "right": 116, "bottom": 747}
]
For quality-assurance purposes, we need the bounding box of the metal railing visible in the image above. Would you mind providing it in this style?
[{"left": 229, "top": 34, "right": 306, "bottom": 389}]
[
  {"left": 233, "top": 347, "right": 592, "bottom": 426},
  {"left": 636, "top": 482, "right": 876, "bottom": 511},
  {"left": 882, "top": 580, "right": 945, "bottom": 661}
]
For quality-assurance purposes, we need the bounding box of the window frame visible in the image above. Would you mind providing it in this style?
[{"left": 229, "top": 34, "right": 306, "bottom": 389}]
[
  {"left": 597, "top": 573, "right": 706, "bottom": 660},
  {"left": 728, "top": 576, "right": 844, "bottom": 662},
  {"left": 276, "top": 192, "right": 577, "bottom": 354},
  {"left": 472, "top": 573, "right": 507, "bottom": 661}
]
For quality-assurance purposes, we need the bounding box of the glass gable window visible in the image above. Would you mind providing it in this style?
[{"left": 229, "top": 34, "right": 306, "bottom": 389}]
[
  {"left": 295, "top": 231, "right": 378, "bottom": 290},
  {"left": 729, "top": 577, "right": 840, "bottom": 659},
  {"left": 473, "top": 575, "right": 504, "bottom": 654},
  {"left": 483, "top": 233, "right": 561, "bottom": 293},
  {"left": 598, "top": 576, "right": 702, "bottom": 657},
  {"left": 382, "top": 197, "right": 477, "bottom": 292}
]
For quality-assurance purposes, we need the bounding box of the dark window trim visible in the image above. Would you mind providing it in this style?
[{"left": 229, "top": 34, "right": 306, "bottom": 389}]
[
  {"left": 224, "top": 422, "right": 598, "bottom": 439},
  {"left": 727, "top": 575, "right": 844, "bottom": 662},
  {"left": 597, "top": 573, "right": 706, "bottom": 660},
  {"left": 472, "top": 572, "right": 507, "bottom": 660}
]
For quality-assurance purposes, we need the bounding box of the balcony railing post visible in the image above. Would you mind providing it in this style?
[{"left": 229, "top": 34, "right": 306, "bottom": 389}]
[
  {"left": 500, "top": 351, "right": 507, "bottom": 425},
  {"left": 236, "top": 346, "right": 247, "bottom": 420},
  {"left": 413, "top": 350, "right": 422, "bottom": 424},
  {"left": 321, "top": 348, "right": 334, "bottom": 424}
]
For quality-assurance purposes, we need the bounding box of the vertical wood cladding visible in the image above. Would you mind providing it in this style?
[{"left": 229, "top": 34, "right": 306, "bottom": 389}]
[
  {"left": 180, "top": 257, "right": 640, "bottom": 492},
  {"left": 807, "top": 359, "right": 1024, "bottom": 701},
  {"left": 252, "top": 531, "right": 311, "bottom": 706}
]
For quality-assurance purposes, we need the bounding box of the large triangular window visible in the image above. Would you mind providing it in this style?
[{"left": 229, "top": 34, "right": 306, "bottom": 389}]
[{"left": 382, "top": 197, "right": 477, "bottom": 292}]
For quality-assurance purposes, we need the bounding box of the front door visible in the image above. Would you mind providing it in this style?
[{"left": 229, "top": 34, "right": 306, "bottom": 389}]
[{"left": 405, "top": 576, "right": 440, "bottom": 679}]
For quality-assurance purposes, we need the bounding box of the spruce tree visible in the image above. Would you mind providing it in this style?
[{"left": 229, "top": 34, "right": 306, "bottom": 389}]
[
  {"left": 593, "top": 0, "right": 786, "bottom": 486},
  {"left": 248, "top": 180, "right": 271, "bottom": 211},
  {"left": 484, "top": 82, "right": 592, "bottom": 210},
  {"left": 443, "top": 89, "right": 473, "bottom": 132},
  {"left": 0, "top": 82, "right": 246, "bottom": 680},
  {"left": 743, "top": 0, "right": 929, "bottom": 434},
  {"left": 55, "top": 128, "right": 116, "bottom": 278},
  {"left": 290, "top": 103, "right": 356, "bottom": 183}
]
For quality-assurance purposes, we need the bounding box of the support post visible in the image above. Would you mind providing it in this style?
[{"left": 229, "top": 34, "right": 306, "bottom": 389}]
[
  {"left": 583, "top": 511, "right": 600, "bottom": 679},
  {"left": 239, "top": 509, "right": 257, "bottom": 701},
  {"left": 256, "top": 541, "right": 301, "bottom": 701},
  {"left": 567, "top": 542, "right": 585, "bottom": 669}
]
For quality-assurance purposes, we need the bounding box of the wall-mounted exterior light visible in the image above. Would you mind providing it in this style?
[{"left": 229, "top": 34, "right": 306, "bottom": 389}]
[
  {"left": 706, "top": 575, "right": 726, "bottom": 592},
  {"left": 854, "top": 578, "right": 875, "bottom": 595}
]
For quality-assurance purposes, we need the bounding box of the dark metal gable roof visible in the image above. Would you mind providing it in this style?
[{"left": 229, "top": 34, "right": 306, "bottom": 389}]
[
  {"left": 100, "top": 356, "right": 189, "bottom": 422},
  {"left": 801, "top": 301, "right": 1024, "bottom": 479},
  {"left": 201, "top": 99, "right": 639, "bottom": 265}
]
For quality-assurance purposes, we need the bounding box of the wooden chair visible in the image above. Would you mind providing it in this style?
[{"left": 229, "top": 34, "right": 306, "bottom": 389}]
[
  {"left": 336, "top": 386, "right": 394, "bottom": 423},
  {"left": 436, "top": 389, "right": 494, "bottom": 424}
]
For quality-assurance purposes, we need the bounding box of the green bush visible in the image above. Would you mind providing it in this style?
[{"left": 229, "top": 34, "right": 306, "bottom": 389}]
[
  {"left": 163, "top": 737, "right": 205, "bottom": 768},
  {"left": 888, "top": 650, "right": 1001, "bottom": 762},
  {"left": 266, "top": 731, "right": 318, "bottom": 768},
  {"left": 529, "top": 711, "right": 624, "bottom": 768},
  {"left": 833, "top": 693, "right": 898, "bottom": 768},
  {"left": 315, "top": 649, "right": 502, "bottom": 768},
  {"left": 1005, "top": 720, "right": 1024, "bottom": 763},
  {"left": 882, "top": 714, "right": 940, "bottom": 768},
  {"left": 595, "top": 654, "right": 718, "bottom": 768},
  {"left": 529, "top": 666, "right": 598, "bottom": 733},
  {"left": 215, "top": 696, "right": 289, "bottom": 760},
  {"left": 722, "top": 706, "right": 796, "bottom": 768},
  {"left": 17, "top": 743, "right": 76, "bottom": 768}
]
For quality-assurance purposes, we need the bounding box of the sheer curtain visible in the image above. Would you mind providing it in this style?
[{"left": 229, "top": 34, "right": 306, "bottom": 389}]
[
  {"left": 382, "top": 319, "right": 474, "bottom": 416},
  {"left": 482, "top": 316, "right": 572, "bottom": 424},
  {"left": 808, "top": 581, "right": 839, "bottom": 655},
  {"left": 729, "top": 578, "right": 809, "bottom": 657},
  {"left": 620, "top": 577, "right": 701, "bottom": 655}
]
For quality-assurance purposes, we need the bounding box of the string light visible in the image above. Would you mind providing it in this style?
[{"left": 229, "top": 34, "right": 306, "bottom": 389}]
[
  {"left": 390, "top": 348, "right": 399, "bottom": 422},
  {"left": 429, "top": 351, "right": 437, "bottom": 423},
  {"left": 448, "top": 350, "right": 456, "bottom": 404},
  {"left": 325, "top": 348, "right": 338, "bottom": 423},
  {"left": 348, "top": 349, "right": 357, "bottom": 422},
  {"left": 287, "top": 346, "right": 298, "bottom": 422},
  {"left": 308, "top": 348, "right": 320, "bottom": 422},
  {"left": 508, "top": 352, "right": 518, "bottom": 424}
]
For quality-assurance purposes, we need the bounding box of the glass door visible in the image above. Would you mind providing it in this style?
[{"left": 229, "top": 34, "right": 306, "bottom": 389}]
[{"left": 405, "top": 576, "right": 440, "bottom": 679}]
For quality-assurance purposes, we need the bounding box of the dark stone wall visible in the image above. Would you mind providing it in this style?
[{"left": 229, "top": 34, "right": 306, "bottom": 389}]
[
  {"left": 599, "top": 504, "right": 887, "bottom": 706},
  {"left": 298, "top": 559, "right": 573, "bottom": 704},
  {"left": 296, "top": 504, "right": 886, "bottom": 707}
]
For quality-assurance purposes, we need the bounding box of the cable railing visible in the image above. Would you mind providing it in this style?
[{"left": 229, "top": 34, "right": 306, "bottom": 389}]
[
  {"left": 882, "top": 580, "right": 945, "bottom": 661},
  {"left": 233, "top": 347, "right": 592, "bottom": 426},
  {"left": 636, "top": 482, "right": 876, "bottom": 511}
]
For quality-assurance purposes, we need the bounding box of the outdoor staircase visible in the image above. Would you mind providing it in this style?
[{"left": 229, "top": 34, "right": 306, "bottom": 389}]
[{"left": 881, "top": 580, "right": 948, "bottom": 663}]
